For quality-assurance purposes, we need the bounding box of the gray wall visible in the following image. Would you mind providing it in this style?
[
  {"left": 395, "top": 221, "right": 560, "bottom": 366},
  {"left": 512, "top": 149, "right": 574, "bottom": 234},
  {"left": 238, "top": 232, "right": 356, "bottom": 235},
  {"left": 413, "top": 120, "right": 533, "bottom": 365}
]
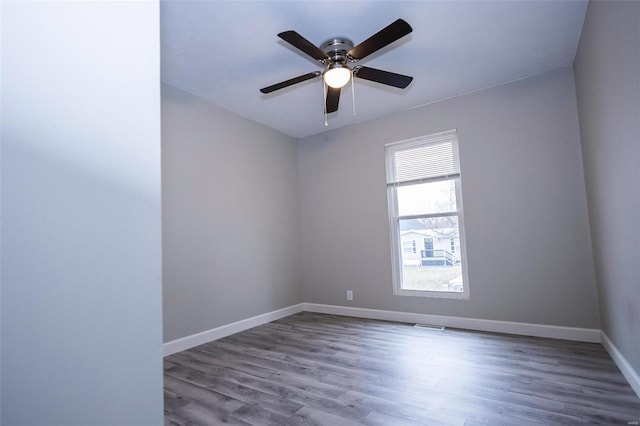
[
  {"left": 573, "top": 1, "right": 640, "bottom": 373},
  {"left": 162, "top": 84, "right": 302, "bottom": 342},
  {"left": 1, "top": 2, "right": 163, "bottom": 425},
  {"left": 298, "top": 68, "right": 600, "bottom": 328}
]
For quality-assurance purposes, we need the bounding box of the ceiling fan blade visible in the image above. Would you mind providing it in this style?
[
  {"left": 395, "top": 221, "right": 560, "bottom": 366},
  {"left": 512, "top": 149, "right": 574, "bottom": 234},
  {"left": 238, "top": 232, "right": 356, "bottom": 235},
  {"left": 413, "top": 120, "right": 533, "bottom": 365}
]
[
  {"left": 326, "top": 86, "right": 341, "bottom": 113},
  {"left": 260, "top": 72, "right": 321, "bottom": 94},
  {"left": 348, "top": 19, "right": 412, "bottom": 60},
  {"left": 278, "top": 31, "right": 330, "bottom": 61},
  {"left": 354, "top": 66, "right": 413, "bottom": 89}
]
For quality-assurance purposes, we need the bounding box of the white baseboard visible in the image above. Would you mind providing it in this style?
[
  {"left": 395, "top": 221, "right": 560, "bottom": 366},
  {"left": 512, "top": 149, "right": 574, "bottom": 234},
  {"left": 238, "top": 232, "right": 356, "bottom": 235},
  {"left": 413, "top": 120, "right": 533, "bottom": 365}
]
[
  {"left": 163, "top": 303, "right": 304, "bottom": 356},
  {"left": 302, "top": 303, "right": 601, "bottom": 343},
  {"left": 601, "top": 332, "right": 640, "bottom": 398},
  {"left": 164, "top": 302, "right": 601, "bottom": 357}
]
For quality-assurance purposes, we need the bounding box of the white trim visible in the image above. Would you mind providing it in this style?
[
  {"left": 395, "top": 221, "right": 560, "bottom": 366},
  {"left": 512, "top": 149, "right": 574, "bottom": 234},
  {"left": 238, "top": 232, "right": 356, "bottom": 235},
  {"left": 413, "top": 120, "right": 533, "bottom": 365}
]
[
  {"left": 163, "top": 302, "right": 602, "bottom": 357},
  {"left": 302, "top": 303, "right": 601, "bottom": 343},
  {"left": 394, "top": 287, "right": 469, "bottom": 300},
  {"left": 386, "top": 130, "right": 470, "bottom": 301},
  {"left": 163, "top": 304, "right": 304, "bottom": 357},
  {"left": 601, "top": 331, "right": 640, "bottom": 398},
  {"left": 385, "top": 128, "right": 458, "bottom": 148}
]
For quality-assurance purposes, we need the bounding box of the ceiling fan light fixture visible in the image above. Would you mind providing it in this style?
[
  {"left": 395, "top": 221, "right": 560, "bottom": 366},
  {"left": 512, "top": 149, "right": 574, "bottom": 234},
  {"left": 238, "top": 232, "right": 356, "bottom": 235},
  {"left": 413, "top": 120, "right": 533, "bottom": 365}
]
[{"left": 323, "top": 63, "right": 351, "bottom": 89}]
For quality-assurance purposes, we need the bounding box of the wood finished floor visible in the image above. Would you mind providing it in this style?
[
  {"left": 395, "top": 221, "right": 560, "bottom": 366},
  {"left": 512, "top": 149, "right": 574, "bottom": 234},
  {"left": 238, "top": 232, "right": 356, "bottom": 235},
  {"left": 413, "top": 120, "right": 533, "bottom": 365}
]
[{"left": 164, "top": 312, "right": 640, "bottom": 425}]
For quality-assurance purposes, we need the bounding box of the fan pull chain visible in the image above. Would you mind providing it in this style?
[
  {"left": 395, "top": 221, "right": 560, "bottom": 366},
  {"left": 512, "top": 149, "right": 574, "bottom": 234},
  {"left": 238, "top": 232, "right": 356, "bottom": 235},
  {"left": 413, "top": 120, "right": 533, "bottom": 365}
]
[
  {"left": 323, "top": 80, "right": 328, "bottom": 126},
  {"left": 351, "top": 73, "right": 356, "bottom": 117}
]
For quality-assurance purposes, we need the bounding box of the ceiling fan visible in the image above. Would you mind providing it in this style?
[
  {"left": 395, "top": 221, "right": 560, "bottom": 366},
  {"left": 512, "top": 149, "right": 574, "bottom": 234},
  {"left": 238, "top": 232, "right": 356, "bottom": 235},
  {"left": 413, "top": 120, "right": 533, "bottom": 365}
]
[{"left": 260, "top": 19, "right": 413, "bottom": 115}]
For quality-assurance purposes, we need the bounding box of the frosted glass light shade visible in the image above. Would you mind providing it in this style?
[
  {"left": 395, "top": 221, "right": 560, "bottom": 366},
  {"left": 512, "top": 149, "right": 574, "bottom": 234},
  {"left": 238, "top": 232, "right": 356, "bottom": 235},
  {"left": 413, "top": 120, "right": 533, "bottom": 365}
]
[{"left": 324, "top": 66, "right": 351, "bottom": 88}]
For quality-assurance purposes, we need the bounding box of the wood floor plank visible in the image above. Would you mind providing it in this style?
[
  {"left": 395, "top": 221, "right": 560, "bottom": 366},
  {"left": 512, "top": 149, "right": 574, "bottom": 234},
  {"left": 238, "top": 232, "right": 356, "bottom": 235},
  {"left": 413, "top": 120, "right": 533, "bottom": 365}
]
[
  {"left": 165, "top": 312, "right": 640, "bottom": 425},
  {"left": 227, "top": 403, "right": 292, "bottom": 426},
  {"left": 165, "top": 400, "right": 252, "bottom": 426},
  {"left": 165, "top": 366, "right": 304, "bottom": 416},
  {"left": 366, "top": 410, "right": 459, "bottom": 426},
  {"left": 164, "top": 375, "right": 246, "bottom": 414},
  {"left": 286, "top": 406, "right": 364, "bottom": 426}
]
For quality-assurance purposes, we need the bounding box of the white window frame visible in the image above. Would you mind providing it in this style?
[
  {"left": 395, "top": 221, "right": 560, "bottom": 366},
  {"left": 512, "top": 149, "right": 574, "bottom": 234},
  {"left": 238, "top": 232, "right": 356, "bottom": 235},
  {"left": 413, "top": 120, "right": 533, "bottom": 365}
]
[{"left": 385, "top": 130, "right": 470, "bottom": 299}]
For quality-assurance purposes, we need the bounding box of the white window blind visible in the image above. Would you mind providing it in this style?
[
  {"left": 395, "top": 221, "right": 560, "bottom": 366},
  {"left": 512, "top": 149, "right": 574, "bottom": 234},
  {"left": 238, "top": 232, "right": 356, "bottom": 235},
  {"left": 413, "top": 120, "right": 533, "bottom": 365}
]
[{"left": 386, "top": 131, "right": 460, "bottom": 184}]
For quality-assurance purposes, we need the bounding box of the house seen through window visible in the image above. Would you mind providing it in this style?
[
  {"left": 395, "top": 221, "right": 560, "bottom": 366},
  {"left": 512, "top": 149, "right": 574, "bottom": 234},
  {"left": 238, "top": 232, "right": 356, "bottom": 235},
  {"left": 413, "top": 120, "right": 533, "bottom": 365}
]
[{"left": 385, "top": 130, "right": 469, "bottom": 298}]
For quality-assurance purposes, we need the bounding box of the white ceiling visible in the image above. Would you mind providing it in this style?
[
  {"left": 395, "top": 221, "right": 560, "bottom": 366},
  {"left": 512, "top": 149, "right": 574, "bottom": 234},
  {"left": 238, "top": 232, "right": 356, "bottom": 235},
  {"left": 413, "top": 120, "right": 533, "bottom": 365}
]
[{"left": 161, "top": 1, "right": 587, "bottom": 139}]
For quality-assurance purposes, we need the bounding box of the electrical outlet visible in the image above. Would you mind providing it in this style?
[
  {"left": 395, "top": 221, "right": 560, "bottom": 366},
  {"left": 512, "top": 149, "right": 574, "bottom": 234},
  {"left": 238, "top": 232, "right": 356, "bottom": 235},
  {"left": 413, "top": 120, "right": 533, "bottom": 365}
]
[{"left": 346, "top": 290, "right": 353, "bottom": 301}]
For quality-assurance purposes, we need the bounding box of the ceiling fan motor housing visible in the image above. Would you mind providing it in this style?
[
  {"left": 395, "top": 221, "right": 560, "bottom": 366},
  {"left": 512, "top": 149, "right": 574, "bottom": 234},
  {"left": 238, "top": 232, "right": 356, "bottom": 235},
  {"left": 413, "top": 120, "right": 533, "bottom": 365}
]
[{"left": 320, "top": 38, "right": 355, "bottom": 65}]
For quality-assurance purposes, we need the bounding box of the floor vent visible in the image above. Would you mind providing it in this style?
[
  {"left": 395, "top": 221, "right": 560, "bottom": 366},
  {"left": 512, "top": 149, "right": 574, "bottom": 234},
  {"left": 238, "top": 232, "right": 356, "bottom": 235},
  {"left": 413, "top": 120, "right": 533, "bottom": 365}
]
[{"left": 414, "top": 324, "right": 445, "bottom": 331}]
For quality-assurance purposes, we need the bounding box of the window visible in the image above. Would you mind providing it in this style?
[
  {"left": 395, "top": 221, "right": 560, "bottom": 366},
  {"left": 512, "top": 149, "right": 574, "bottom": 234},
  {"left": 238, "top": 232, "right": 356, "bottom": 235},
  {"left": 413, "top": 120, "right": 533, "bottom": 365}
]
[
  {"left": 385, "top": 130, "right": 469, "bottom": 298},
  {"left": 402, "top": 240, "right": 417, "bottom": 254}
]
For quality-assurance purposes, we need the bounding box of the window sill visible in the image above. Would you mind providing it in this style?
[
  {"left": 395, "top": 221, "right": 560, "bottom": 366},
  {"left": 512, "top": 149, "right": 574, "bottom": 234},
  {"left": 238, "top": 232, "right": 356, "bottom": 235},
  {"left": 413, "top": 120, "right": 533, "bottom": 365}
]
[{"left": 393, "top": 288, "right": 470, "bottom": 300}]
